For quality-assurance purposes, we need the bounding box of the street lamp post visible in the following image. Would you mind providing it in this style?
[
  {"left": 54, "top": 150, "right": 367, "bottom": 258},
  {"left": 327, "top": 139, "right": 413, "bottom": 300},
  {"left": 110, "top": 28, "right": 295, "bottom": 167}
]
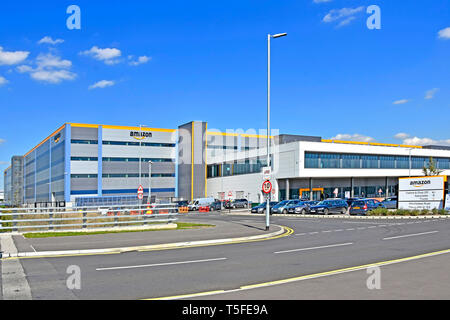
[
  {"left": 266, "top": 32, "right": 287, "bottom": 231},
  {"left": 409, "top": 148, "right": 413, "bottom": 177},
  {"left": 148, "top": 161, "right": 153, "bottom": 204}
]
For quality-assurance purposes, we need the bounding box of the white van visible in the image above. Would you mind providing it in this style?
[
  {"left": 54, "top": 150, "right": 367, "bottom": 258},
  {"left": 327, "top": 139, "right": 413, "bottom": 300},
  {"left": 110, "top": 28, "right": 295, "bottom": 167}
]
[{"left": 188, "top": 198, "right": 215, "bottom": 211}]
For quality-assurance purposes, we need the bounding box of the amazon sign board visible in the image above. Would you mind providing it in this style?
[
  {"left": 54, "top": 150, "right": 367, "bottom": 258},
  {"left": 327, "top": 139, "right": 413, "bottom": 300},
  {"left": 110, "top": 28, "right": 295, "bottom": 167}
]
[{"left": 398, "top": 176, "right": 446, "bottom": 210}]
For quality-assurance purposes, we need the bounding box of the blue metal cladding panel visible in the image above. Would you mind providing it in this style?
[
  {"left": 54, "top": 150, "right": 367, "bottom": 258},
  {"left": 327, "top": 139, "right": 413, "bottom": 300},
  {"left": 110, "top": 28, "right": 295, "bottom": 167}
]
[
  {"left": 64, "top": 124, "right": 71, "bottom": 202},
  {"left": 175, "top": 129, "right": 179, "bottom": 198},
  {"left": 98, "top": 126, "right": 103, "bottom": 196}
]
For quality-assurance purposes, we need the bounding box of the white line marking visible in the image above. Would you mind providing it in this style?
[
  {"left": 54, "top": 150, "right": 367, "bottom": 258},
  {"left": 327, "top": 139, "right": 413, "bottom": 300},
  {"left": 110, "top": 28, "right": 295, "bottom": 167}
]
[
  {"left": 382, "top": 231, "right": 439, "bottom": 241},
  {"left": 309, "top": 232, "right": 319, "bottom": 235},
  {"left": 295, "top": 233, "right": 307, "bottom": 236},
  {"left": 96, "top": 257, "right": 227, "bottom": 271},
  {"left": 274, "top": 243, "right": 353, "bottom": 254}
]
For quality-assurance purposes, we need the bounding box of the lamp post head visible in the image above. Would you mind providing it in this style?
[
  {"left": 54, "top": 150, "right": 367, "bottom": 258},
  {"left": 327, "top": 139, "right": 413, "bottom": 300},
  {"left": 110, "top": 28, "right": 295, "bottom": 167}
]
[{"left": 272, "top": 33, "right": 287, "bottom": 38}]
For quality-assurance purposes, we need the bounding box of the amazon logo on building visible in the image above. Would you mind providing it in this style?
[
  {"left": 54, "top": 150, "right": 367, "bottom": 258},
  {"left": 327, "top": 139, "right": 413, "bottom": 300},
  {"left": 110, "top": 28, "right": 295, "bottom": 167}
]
[{"left": 130, "top": 131, "right": 152, "bottom": 140}]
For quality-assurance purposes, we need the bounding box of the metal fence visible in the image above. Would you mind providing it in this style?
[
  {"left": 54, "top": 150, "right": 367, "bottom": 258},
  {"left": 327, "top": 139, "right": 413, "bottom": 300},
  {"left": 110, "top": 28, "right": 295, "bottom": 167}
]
[{"left": 0, "top": 204, "right": 178, "bottom": 233}]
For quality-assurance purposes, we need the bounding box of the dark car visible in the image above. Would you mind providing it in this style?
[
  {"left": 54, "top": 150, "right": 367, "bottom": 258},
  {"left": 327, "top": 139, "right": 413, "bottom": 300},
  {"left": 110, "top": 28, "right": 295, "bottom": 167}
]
[
  {"left": 309, "top": 199, "right": 348, "bottom": 215},
  {"left": 229, "top": 199, "right": 249, "bottom": 209},
  {"left": 345, "top": 198, "right": 361, "bottom": 207},
  {"left": 176, "top": 200, "right": 189, "bottom": 207},
  {"left": 350, "top": 199, "right": 385, "bottom": 215},
  {"left": 381, "top": 196, "right": 398, "bottom": 209},
  {"left": 251, "top": 202, "right": 278, "bottom": 214}
]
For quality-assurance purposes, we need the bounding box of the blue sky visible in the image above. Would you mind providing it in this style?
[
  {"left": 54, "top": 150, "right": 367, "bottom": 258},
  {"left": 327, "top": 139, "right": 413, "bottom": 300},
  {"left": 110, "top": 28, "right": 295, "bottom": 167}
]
[{"left": 1, "top": 0, "right": 450, "bottom": 189}]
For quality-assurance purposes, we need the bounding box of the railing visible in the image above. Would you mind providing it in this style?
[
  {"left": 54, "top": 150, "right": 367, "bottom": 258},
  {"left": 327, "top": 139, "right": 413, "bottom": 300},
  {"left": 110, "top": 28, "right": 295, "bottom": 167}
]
[{"left": 0, "top": 204, "right": 178, "bottom": 233}]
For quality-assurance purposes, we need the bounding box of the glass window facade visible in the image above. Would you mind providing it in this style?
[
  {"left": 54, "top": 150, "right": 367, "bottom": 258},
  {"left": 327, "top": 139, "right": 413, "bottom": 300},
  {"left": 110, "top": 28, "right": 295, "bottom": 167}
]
[
  {"left": 207, "top": 157, "right": 269, "bottom": 178},
  {"left": 305, "top": 152, "right": 450, "bottom": 170}
]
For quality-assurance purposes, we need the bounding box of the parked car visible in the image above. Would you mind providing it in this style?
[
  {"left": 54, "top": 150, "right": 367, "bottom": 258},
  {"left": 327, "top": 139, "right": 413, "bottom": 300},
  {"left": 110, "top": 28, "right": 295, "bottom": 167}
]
[
  {"left": 176, "top": 200, "right": 189, "bottom": 207},
  {"left": 188, "top": 197, "right": 215, "bottom": 211},
  {"left": 271, "top": 200, "right": 293, "bottom": 214},
  {"left": 309, "top": 199, "right": 349, "bottom": 215},
  {"left": 288, "top": 200, "right": 314, "bottom": 214},
  {"left": 209, "top": 199, "right": 222, "bottom": 211},
  {"left": 251, "top": 202, "right": 278, "bottom": 214},
  {"left": 345, "top": 198, "right": 361, "bottom": 207},
  {"left": 350, "top": 198, "right": 386, "bottom": 215},
  {"left": 229, "top": 199, "right": 249, "bottom": 209},
  {"left": 381, "top": 196, "right": 398, "bottom": 209}
]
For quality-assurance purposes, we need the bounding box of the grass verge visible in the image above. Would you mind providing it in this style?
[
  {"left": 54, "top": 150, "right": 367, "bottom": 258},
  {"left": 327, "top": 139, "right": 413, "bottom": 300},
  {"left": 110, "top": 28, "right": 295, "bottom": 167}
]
[{"left": 23, "top": 222, "right": 215, "bottom": 238}]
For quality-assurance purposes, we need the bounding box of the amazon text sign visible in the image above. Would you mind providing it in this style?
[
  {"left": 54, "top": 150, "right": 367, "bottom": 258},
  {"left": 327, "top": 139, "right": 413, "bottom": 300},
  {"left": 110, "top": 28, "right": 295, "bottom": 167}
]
[{"left": 398, "top": 176, "right": 446, "bottom": 210}]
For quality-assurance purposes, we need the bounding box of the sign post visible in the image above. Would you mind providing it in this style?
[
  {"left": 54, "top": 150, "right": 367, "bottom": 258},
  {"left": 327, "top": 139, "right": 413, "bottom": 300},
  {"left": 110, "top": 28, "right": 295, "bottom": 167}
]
[
  {"left": 137, "top": 185, "right": 144, "bottom": 201},
  {"left": 262, "top": 180, "right": 272, "bottom": 231}
]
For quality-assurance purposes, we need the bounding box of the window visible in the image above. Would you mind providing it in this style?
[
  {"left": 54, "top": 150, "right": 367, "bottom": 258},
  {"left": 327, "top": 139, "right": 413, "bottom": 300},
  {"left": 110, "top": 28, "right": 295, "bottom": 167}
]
[
  {"left": 380, "top": 156, "right": 395, "bottom": 169},
  {"left": 320, "top": 153, "right": 340, "bottom": 168},
  {"left": 361, "top": 155, "right": 378, "bottom": 168},
  {"left": 396, "top": 156, "right": 409, "bottom": 169},
  {"left": 342, "top": 154, "right": 360, "bottom": 168},
  {"left": 71, "top": 157, "right": 98, "bottom": 161},
  {"left": 71, "top": 139, "right": 98, "bottom": 145},
  {"left": 305, "top": 153, "right": 319, "bottom": 168}
]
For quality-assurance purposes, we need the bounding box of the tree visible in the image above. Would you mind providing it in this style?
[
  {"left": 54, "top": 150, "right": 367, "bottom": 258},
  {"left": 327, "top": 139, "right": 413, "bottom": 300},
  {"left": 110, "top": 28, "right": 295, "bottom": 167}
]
[{"left": 423, "top": 157, "right": 443, "bottom": 176}]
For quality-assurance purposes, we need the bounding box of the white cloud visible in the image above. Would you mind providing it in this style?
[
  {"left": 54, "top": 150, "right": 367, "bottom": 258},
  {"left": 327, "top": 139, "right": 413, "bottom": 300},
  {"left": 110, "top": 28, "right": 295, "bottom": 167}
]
[
  {"left": 314, "top": 0, "right": 333, "bottom": 3},
  {"left": 323, "top": 7, "right": 364, "bottom": 25},
  {"left": 330, "top": 133, "right": 375, "bottom": 143},
  {"left": 425, "top": 88, "right": 439, "bottom": 100},
  {"left": 36, "top": 54, "right": 72, "bottom": 69},
  {"left": 0, "top": 46, "right": 30, "bottom": 66},
  {"left": 438, "top": 27, "right": 450, "bottom": 40},
  {"left": 393, "top": 99, "right": 409, "bottom": 105},
  {"left": 129, "top": 55, "right": 151, "bottom": 66},
  {"left": 394, "top": 133, "right": 410, "bottom": 140},
  {"left": 17, "top": 53, "right": 76, "bottom": 84},
  {"left": 81, "top": 46, "right": 122, "bottom": 65},
  {"left": 89, "top": 80, "right": 115, "bottom": 90},
  {"left": 394, "top": 133, "right": 450, "bottom": 146},
  {"left": 30, "top": 70, "right": 76, "bottom": 84},
  {"left": 0, "top": 76, "right": 8, "bottom": 86},
  {"left": 0, "top": 138, "right": 5, "bottom": 145},
  {"left": 38, "top": 36, "right": 64, "bottom": 45}
]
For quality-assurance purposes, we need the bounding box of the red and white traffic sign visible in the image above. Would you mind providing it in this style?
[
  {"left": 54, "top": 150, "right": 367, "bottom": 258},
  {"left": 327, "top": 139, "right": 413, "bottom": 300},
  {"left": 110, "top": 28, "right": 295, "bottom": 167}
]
[
  {"left": 137, "top": 185, "right": 144, "bottom": 200},
  {"left": 262, "top": 180, "right": 272, "bottom": 194}
]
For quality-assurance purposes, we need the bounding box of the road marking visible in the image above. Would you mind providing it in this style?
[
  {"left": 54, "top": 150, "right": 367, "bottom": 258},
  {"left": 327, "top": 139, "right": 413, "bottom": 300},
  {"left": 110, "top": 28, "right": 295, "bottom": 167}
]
[
  {"left": 149, "top": 248, "right": 450, "bottom": 300},
  {"left": 309, "top": 232, "right": 319, "bottom": 235},
  {"left": 274, "top": 242, "right": 353, "bottom": 254},
  {"left": 382, "top": 231, "right": 439, "bottom": 241},
  {"left": 96, "top": 257, "right": 227, "bottom": 271}
]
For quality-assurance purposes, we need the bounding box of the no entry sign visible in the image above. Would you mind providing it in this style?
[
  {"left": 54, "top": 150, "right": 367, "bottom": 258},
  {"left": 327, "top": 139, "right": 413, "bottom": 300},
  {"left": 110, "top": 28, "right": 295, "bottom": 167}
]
[{"left": 262, "top": 180, "right": 272, "bottom": 194}]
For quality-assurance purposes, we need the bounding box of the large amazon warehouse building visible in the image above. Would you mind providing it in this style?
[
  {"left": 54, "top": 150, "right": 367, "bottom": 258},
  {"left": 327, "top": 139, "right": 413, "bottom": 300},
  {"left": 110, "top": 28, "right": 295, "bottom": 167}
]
[{"left": 3, "top": 121, "right": 450, "bottom": 207}]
